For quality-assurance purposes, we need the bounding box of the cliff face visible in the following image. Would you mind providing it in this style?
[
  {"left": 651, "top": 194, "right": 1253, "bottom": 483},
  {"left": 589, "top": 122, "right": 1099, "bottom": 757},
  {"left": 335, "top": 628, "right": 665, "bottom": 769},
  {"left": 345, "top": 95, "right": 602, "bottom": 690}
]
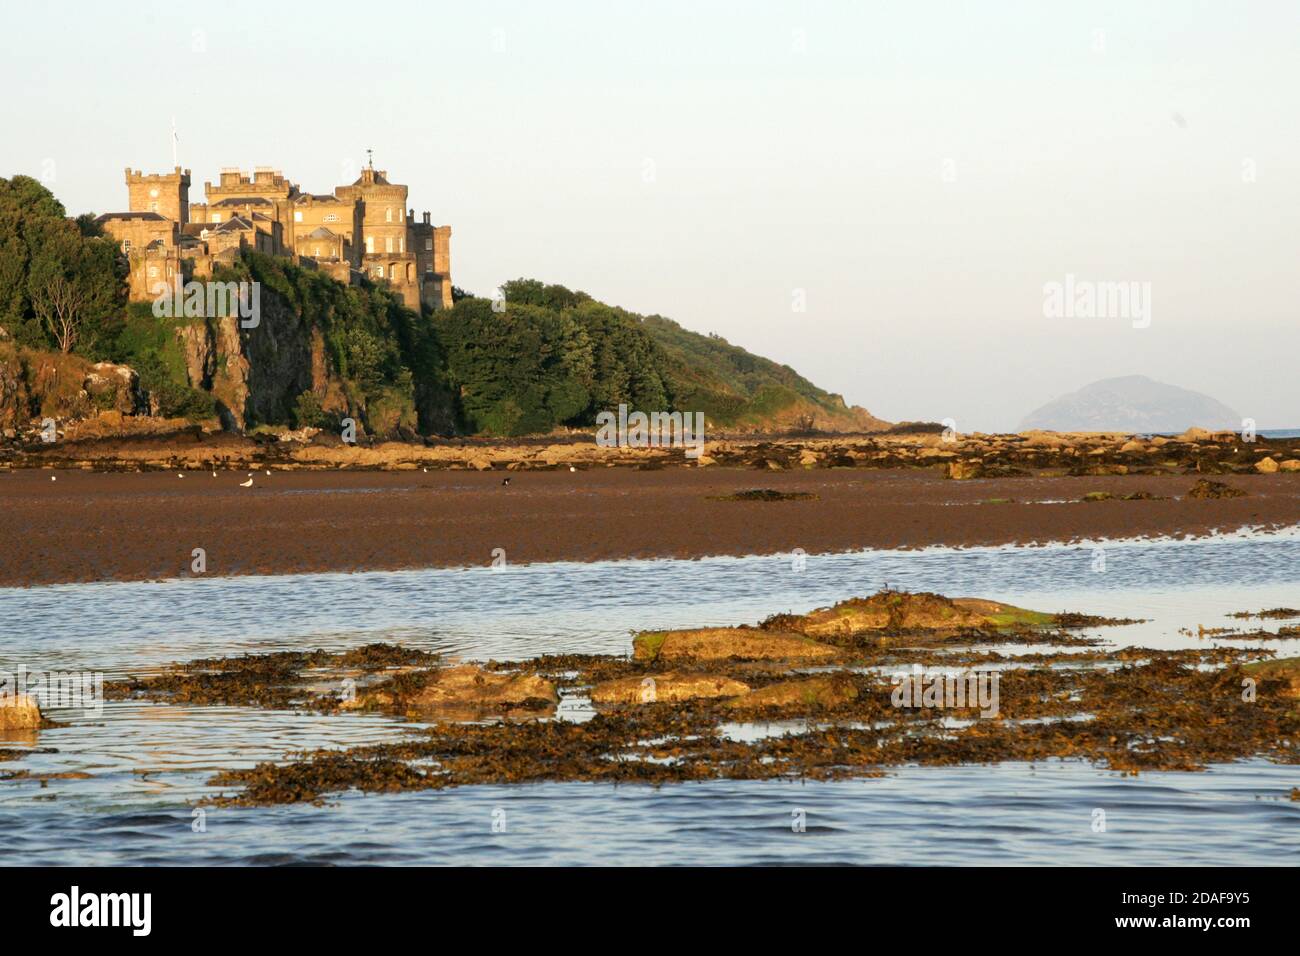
[{"left": 173, "top": 293, "right": 359, "bottom": 434}]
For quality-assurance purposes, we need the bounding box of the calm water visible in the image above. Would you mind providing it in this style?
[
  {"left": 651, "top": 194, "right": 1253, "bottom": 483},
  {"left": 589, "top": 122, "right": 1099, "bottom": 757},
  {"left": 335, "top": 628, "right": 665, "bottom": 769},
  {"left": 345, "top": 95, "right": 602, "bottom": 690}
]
[{"left": 2, "top": 531, "right": 1299, "bottom": 865}]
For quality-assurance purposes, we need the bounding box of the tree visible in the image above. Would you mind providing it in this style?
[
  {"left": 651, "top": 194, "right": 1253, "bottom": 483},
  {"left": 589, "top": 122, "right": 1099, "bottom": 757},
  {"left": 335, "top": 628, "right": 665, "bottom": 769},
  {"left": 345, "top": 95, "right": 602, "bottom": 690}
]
[
  {"left": 437, "top": 297, "right": 594, "bottom": 435},
  {"left": 0, "top": 175, "right": 123, "bottom": 353},
  {"left": 26, "top": 217, "right": 121, "bottom": 353}
]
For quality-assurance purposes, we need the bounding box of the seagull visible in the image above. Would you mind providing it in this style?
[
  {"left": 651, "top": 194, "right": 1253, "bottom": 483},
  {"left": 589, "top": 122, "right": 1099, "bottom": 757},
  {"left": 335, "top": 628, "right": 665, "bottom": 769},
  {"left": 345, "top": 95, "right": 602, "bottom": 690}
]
[
  {"left": 178, "top": 473, "right": 184, "bottom": 478},
  {"left": 240, "top": 477, "right": 254, "bottom": 487},
  {"left": 50, "top": 475, "right": 56, "bottom": 482},
  {"left": 569, "top": 466, "right": 576, "bottom": 472},
  {"left": 501, "top": 477, "right": 511, "bottom": 486},
  {"left": 212, "top": 471, "right": 217, "bottom": 477},
  {"left": 265, "top": 470, "right": 271, "bottom": 476}
]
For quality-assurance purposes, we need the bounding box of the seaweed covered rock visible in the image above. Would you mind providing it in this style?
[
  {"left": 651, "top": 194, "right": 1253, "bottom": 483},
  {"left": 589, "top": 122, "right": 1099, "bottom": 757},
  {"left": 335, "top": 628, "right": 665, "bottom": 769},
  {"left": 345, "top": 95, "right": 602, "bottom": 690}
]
[
  {"left": 727, "top": 676, "right": 858, "bottom": 712},
  {"left": 765, "top": 590, "right": 1055, "bottom": 640},
  {"left": 591, "top": 672, "right": 750, "bottom": 705},
  {"left": 1242, "top": 657, "right": 1300, "bottom": 699},
  {"left": 1187, "top": 479, "right": 1248, "bottom": 499},
  {"left": 347, "top": 664, "right": 556, "bottom": 712},
  {"left": 632, "top": 627, "right": 838, "bottom": 663}
]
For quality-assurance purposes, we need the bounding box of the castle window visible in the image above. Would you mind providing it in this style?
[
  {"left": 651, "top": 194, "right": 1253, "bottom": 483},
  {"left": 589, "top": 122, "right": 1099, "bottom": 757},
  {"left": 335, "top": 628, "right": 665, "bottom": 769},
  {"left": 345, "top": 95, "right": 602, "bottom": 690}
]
[
  {"left": 294, "top": 211, "right": 303, "bottom": 222},
  {"left": 425, "top": 238, "right": 433, "bottom": 251},
  {"left": 149, "top": 202, "right": 159, "bottom": 213},
  {"left": 399, "top": 237, "right": 404, "bottom": 253},
  {"left": 385, "top": 207, "right": 393, "bottom": 223},
  {"left": 121, "top": 240, "right": 131, "bottom": 254},
  {"left": 386, "top": 237, "right": 394, "bottom": 253},
  {"left": 211, "top": 214, "right": 222, "bottom": 223},
  {"left": 366, "top": 236, "right": 374, "bottom": 254},
  {"left": 324, "top": 213, "right": 338, "bottom": 223},
  {"left": 375, "top": 266, "right": 384, "bottom": 278}
]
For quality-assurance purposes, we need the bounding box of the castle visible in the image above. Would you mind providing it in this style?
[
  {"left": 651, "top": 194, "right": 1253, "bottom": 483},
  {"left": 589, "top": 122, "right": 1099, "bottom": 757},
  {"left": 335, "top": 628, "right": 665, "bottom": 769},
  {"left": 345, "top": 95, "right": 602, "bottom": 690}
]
[{"left": 96, "top": 158, "right": 452, "bottom": 312}]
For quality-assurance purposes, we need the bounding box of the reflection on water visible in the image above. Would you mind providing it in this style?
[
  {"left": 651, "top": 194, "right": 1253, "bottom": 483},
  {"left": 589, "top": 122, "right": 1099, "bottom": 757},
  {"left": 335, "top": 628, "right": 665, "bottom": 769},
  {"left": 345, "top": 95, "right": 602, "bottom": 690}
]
[{"left": 2, "top": 531, "right": 1298, "bottom": 865}]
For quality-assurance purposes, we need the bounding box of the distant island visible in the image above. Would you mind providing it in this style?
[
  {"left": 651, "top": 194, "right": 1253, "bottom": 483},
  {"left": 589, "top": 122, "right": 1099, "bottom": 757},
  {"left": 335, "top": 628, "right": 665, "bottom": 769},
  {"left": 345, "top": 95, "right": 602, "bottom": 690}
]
[{"left": 1019, "top": 375, "right": 1241, "bottom": 433}]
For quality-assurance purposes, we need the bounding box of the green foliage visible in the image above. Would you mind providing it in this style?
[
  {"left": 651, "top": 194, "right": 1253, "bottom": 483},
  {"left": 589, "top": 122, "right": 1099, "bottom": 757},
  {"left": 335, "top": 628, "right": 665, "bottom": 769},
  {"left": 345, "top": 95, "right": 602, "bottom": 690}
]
[
  {"left": 438, "top": 297, "right": 594, "bottom": 435},
  {"left": 500, "top": 278, "right": 592, "bottom": 313},
  {"left": 0, "top": 175, "right": 124, "bottom": 354},
  {"left": 484, "top": 279, "right": 851, "bottom": 429},
  {"left": 132, "top": 350, "right": 215, "bottom": 420},
  {"left": 293, "top": 390, "right": 333, "bottom": 429}
]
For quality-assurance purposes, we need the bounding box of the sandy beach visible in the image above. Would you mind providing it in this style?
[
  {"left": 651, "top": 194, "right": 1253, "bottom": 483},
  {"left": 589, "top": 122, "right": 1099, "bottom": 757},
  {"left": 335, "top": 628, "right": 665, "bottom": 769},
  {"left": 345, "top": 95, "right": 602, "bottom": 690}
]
[{"left": 2, "top": 465, "right": 1296, "bottom": 587}]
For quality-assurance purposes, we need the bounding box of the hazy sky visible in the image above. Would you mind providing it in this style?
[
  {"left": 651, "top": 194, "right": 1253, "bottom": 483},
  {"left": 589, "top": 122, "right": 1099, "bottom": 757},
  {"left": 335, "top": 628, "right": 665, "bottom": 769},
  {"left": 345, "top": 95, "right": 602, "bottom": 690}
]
[{"left": 3, "top": 1, "right": 1297, "bottom": 429}]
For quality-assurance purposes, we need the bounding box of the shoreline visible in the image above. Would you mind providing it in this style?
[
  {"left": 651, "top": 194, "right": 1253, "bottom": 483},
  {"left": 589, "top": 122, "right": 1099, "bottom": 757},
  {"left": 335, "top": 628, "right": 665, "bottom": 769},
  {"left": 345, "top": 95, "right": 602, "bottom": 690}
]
[{"left": 3, "top": 466, "right": 1298, "bottom": 588}]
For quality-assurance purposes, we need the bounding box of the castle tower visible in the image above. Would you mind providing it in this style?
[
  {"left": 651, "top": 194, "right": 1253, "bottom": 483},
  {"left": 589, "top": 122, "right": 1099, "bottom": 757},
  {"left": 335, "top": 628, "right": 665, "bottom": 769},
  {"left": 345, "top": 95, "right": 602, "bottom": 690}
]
[
  {"left": 335, "top": 158, "right": 420, "bottom": 309},
  {"left": 125, "top": 167, "right": 191, "bottom": 225}
]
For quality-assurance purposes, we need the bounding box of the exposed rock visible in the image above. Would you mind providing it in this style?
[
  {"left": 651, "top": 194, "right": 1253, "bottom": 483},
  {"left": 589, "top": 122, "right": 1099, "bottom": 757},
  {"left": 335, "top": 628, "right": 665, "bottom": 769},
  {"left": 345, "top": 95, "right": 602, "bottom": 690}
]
[
  {"left": 342, "top": 664, "right": 557, "bottom": 712},
  {"left": 411, "top": 665, "right": 556, "bottom": 709},
  {"left": 948, "top": 459, "right": 983, "bottom": 480},
  {"left": 82, "top": 362, "right": 146, "bottom": 416},
  {"left": 769, "top": 591, "right": 1054, "bottom": 640},
  {"left": 727, "top": 676, "right": 858, "bottom": 711},
  {"left": 1186, "top": 479, "right": 1248, "bottom": 499},
  {"left": 0, "top": 694, "right": 41, "bottom": 731},
  {"left": 591, "top": 672, "right": 750, "bottom": 705},
  {"left": 633, "top": 627, "right": 838, "bottom": 663},
  {"left": 1255, "top": 456, "right": 1280, "bottom": 474}
]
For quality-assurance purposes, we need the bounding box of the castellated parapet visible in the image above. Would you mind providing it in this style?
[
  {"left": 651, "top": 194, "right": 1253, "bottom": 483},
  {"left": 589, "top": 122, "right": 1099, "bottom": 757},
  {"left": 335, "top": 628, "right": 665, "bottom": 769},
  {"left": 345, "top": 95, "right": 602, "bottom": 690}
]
[{"left": 126, "top": 167, "right": 191, "bottom": 226}]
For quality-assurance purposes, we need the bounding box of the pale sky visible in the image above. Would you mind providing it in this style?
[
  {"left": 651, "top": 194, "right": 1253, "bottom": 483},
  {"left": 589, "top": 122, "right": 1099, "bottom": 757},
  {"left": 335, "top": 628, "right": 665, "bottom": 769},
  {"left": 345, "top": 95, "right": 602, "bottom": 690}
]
[{"left": 3, "top": 1, "right": 1297, "bottom": 429}]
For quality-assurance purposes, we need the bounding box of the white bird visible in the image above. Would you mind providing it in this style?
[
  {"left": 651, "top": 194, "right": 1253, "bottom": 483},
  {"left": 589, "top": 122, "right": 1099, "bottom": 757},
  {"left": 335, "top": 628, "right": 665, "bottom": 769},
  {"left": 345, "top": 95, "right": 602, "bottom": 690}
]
[
  {"left": 569, "top": 466, "right": 576, "bottom": 472},
  {"left": 178, "top": 473, "right": 184, "bottom": 478},
  {"left": 212, "top": 471, "right": 217, "bottom": 477},
  {"left": 240, "top": 477, "right": 254, "bottom": 487},
  {"left": 50, "top": 475, "right": 56, "bottom": 481},
  {"left": 265, "top": 470, "right": 271, "bottom": 476}
]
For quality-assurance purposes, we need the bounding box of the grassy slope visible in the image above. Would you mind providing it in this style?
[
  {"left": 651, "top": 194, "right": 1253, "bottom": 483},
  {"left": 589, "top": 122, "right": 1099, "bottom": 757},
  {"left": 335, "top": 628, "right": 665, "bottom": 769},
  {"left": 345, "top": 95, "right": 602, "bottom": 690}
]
[{"left": 637, "top": 313, "right": 887, "bottom": 431}]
